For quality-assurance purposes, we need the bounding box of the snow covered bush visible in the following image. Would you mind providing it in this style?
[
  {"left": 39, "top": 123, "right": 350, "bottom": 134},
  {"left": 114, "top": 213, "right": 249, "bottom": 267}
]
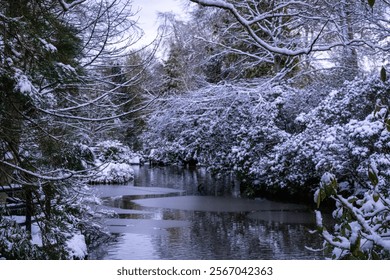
[
  {"left": 250, "top": 76, "right": 390, "bottom": 200},
  {"left": 89, "top": 162, "right": 135, "bottom": 184},
  {"left": 143, "top": 80, "right": 285, "bottom": 173},
  {"left": 93, "top": 140, "right": 142, "bottom": 164},
  {"left": 313, "top": 76, "right": 390, "bottom": 259},
  {"left": 89, "top": 140, "right": 137, "bottom": 184},
  {"left": 144, "top": 75, "right": 390, "bottom": 202}
]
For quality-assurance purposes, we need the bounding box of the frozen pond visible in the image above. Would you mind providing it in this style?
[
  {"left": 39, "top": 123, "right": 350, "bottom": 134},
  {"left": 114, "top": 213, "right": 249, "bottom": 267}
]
[{"left": 90, "top": 165, "right": 328, "bottom": 260}]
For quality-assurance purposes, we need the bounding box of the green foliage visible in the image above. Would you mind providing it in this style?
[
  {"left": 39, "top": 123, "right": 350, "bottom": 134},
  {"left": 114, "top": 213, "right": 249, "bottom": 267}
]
[
  {"left": 315, "top": 181, "right": 390, "bottom": 259},
  {"left": 0, "top": 0, "right": 108, "bottom": 259},
  {"left": 381, "top": 66, "right": 387, "bottom": 82},
  {"left": 0, "top": 217, "right": 41, "bottom": 259},
  {"left": 315, "top": 173, "right": 338, "bottom": 208},
  {"left": 368, "top": 165, "right": 379, "bottom": 186},
  {"left": 0, "top": 181, "right": 94, "bottom": 260}
]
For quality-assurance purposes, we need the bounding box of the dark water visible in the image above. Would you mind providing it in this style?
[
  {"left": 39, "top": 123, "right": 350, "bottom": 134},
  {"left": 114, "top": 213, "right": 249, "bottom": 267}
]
[{"left": 90, "top": 165, "right": 328, "bottom": 260}]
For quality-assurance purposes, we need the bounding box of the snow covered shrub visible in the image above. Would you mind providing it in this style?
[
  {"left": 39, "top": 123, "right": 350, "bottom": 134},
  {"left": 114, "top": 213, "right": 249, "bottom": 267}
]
[
  {"left": 306, "top": 77, "right": 390, "bottom": 188},
  {"left": 89, "top": 140, "right": 137, "bottom": 184},
  {"left": 143, "top": 80, "right": 284, "bottom": 174},
  {"left": 89, "top": 162, "right": 135, "bottom": 184},
  {"left": 94, "top": 140, "right": 140, "bottom": 164},
  {"left": 253, "top": 76, "right": 390, "bottom": 199},
  {"left": 144, "top": 76, "right": 390, "bottom": 201},
  {"left": 313, "top": 77, "right": 390, "bottom": 259},
  {"left": 272, "top": 85, "right": 328, "bottom": 134}
]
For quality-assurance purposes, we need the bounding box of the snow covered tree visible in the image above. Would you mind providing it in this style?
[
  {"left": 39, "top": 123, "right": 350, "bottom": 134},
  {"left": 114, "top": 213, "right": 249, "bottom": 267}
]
[
  {"left": 0, "top": 0, "right": 144, "bottom": 259},
  {"left": 0, "top": 0, "right": 86, "bottom": 259},
  {"left": 99, "top": 49, "right": 161, "bottom": 150},
  {"left": 142, "top": 79, "right": 289, "bottom": 191},
  {"left": 158, "top": 13, "right": 209, "bottom": 92},
  {"left": 188, "top": 0, "right": 390, "bottom": 82}
]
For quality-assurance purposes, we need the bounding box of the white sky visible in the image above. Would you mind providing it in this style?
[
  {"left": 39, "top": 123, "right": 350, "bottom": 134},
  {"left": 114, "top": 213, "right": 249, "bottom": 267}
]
[{"left": 131, "top": 0, "right": 190, "bottom": 48}]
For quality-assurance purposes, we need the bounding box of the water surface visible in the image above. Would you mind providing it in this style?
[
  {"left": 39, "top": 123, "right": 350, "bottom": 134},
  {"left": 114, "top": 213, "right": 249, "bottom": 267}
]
[{"left": 90, "top": 166, "right": 327, "bottom": 260}]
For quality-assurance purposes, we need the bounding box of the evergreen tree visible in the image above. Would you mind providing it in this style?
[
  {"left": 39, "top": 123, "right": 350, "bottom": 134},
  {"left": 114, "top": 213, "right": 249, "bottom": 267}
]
[{"left": 0, "top": 0, "right": 141, "bottom": 259}]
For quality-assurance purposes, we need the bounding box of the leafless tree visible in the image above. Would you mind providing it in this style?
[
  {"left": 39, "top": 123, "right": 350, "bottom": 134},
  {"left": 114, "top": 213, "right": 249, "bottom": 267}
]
[
  {"left": 188, "top": 0, "right": 390, "bottom": 80},
  {"left": 0, "top": 0, "right": 158, "bottom": 258}
]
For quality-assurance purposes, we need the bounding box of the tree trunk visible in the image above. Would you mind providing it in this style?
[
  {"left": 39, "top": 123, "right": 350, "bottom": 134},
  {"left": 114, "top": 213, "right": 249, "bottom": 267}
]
[{"left": 24, "top": 185, "right": 33, "bottom": 234}]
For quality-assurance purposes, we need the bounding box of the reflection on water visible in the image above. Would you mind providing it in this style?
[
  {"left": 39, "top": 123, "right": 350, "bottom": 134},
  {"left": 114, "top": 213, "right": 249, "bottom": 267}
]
[
  {"left": 132, "top": 196, "right": 307, "bottom": 212},
  {"left": 90, "top": 166, "right": 328, "bottom": 260}
]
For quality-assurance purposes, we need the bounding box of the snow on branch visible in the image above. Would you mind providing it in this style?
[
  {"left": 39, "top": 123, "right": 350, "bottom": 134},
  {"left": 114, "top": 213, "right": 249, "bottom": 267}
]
[
  {"left": 190, "top": 0, "right": 381, "bottom": 56},
  {"left": 0, "top": 159, "right": 86, "bottom": 181},
  {"left": 39, "top": 95, "right": 157, "bottom": 122},
  {"left": 58, "top": 0, "right": 87, "bottom": 11}
]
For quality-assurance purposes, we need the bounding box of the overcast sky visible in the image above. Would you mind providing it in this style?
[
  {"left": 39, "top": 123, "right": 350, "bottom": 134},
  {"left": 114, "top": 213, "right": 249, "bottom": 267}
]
[{"left": 131, "top": 0, "right": 191, "bottom": 48}]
